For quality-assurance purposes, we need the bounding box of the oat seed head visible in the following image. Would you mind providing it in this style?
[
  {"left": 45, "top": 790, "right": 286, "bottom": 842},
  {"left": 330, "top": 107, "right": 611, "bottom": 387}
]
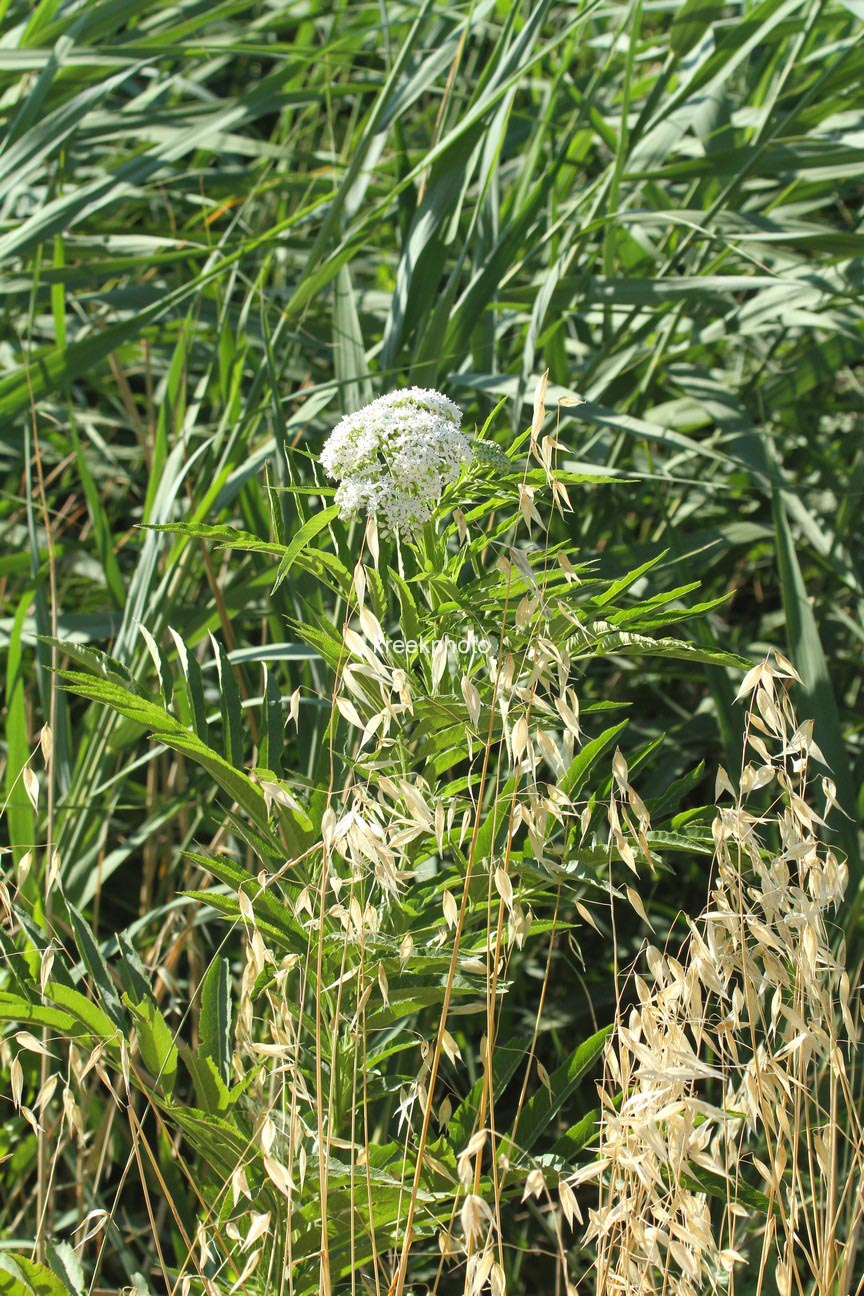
[{"left": 588, "top": 656, "right": 864, "bottom": 1296}]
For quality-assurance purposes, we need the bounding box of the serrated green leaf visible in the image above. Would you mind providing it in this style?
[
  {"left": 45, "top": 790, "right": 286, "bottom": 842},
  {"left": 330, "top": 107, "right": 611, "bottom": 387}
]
[
  {"left": 273, "top": 505, "right": 341, "bottom": 594},
  {"left": 43, "top": 982, "right": 119, "bottom": 1041},
  {"left": 211, "top": 634, "right": 243, "bottom": 769},
  {"left": 199, "top": 955, "right": 232, "bottom": 1086},
  {"left": 502, "top": 1026, "right": 612, "bottom": 1160},
  {"left": 0, "top": 1255, "right": 73, "bottom": 1296},
  {"left": 123, "top": 995, "right": 178, "bottom": 1095},
  {"left": 0, "top": 991, "right": 76, "bottom": 1035},
  {"left": 561, "top": 722, "right": 629, "bottom": 799},
  {"left": 66, "top": 900, "right": 126, "bottom": 1030},
  {"left": 54, "top": 669, "right": 270, "bottom": 833}
]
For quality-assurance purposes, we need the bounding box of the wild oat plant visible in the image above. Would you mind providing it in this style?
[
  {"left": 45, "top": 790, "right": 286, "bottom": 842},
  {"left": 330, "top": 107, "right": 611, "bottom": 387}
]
[{"left": 587, "top": 657, "right": 864, "bottom": 1296}]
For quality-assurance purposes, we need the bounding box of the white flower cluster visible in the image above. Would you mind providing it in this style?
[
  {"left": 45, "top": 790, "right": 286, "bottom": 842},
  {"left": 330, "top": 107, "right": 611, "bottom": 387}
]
[{"left": 320, "top": 387, "right": 472, "bottom": 536}]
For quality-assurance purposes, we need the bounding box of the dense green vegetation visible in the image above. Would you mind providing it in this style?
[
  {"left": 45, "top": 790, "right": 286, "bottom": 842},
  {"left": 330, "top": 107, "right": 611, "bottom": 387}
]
[{"left": 1, "top": 0, "right": 863, "bottom": 1293}]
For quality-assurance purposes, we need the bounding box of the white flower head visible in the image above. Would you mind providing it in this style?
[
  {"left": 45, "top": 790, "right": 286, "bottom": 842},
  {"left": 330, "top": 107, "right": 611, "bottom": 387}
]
[{"left": 320, "top": 387, "right": 472, "bottom": 536}]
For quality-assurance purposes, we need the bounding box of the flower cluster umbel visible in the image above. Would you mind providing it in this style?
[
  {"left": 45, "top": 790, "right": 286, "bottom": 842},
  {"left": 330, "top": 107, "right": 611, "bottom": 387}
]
[{"left": 320, "top": 387, "right": 472, "bottom": 536}]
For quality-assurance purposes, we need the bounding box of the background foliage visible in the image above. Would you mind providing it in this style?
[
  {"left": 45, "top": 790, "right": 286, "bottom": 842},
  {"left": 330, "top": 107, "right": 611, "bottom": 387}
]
[{"left": 1, "top": 0, "right": 863, "bottom": 1292}]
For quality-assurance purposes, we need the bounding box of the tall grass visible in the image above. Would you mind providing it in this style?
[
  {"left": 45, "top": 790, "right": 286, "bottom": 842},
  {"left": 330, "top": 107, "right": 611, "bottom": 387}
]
[{"left": 0, "top": 0, "right": 862, "bottom": 1292}]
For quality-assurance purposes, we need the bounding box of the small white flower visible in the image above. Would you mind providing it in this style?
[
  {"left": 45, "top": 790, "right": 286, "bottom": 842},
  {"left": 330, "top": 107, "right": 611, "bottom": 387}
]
[{"left": 320, "top": 387, "right": 472, "bottom": 536}]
